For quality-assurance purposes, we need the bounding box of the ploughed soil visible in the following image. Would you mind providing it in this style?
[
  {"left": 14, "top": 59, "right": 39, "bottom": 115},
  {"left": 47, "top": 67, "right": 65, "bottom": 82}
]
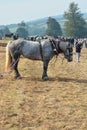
[{"left": 0, "top": 41, "right": 87, "bottom": 130}]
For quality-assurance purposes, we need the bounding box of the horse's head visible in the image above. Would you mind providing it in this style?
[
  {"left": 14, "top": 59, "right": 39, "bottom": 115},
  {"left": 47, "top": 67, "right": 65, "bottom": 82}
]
[
  {"left": 49, "top": 39, "right": 73, "bottom": 62},
  {"left": 64, "top": 42, "right": 73, "bottom": 62}
]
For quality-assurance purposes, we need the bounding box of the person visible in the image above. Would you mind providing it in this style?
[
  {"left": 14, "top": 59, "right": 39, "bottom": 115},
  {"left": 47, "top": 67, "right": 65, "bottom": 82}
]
[
  {"left": 85, "top": 38, "right": 87, "bottom": 48},
  {"left": 75, "top": 39, "right": 83, "bottom": 62},
  {"left": 70, "top": 37, "right": 74, "bottom": 47}
]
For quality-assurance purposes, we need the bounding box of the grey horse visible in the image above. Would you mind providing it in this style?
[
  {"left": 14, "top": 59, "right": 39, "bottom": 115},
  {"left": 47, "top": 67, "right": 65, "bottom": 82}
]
[{"left": 5, "top": 38, "right": 73, "bottom": 80}]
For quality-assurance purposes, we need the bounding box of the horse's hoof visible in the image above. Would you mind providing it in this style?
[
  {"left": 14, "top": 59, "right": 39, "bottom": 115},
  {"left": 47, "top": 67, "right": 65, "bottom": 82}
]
[
  {"left": 17, "top": 76, "right": 22, "bottom": 79},
  {"left": 43, "top": 76, "right": 49, "bottom": 81},
  {"left": 15, "top": 76, "right": 22, "bottom": 79},
  {"left": 0, "top": 74, "right": 3, "bottom": 78}
]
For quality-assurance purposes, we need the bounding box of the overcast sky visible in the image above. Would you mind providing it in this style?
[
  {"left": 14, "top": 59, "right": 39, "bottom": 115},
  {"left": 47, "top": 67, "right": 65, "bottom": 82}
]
[{"left": 0, "top": 0, "right": 87, "bottom": 25}]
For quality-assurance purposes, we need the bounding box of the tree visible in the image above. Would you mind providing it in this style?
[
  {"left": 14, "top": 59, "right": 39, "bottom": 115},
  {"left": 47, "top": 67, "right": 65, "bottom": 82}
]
[
  {"left": 16, "top": 21, "right": 29, "bottom": 38},
  {"left": 46, "top": 17, "right": 62, "bottom": 37},
  {"left": 0, "top": 26, "right": 11, "bottom": 38},
  {"left": 64, "top": 2, "right": 87, "bottom": 38},
  {"left": 0, "top": 29, "right": 3, "bottom": 39},
  {"left": 18, "top": 21, "right": 27, "bottom": 28},
  {"left": 2, "top": 26, "right": 11, "bottom": 36},
  {"left": 16, "top": 27, "right": 28, "bottom": 38},
  {"left": 0, "top": 32, "right": 2, "bottom": 39}
]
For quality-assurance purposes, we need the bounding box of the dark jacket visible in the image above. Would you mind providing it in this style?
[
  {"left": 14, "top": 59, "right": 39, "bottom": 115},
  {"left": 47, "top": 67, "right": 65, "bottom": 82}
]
[{"left": 76, "top": 43, "right": 82, "bottom": 53}]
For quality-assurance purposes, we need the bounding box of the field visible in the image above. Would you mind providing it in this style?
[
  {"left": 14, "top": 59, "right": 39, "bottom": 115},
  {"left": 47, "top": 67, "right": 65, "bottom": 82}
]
[{"left": 0, "top": 40, "right": 87, "bottom": 130}]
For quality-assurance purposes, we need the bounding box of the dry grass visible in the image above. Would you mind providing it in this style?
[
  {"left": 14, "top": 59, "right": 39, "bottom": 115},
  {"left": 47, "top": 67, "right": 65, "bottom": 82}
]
[{"left": 0, "top": 41, "right": 87, "bottom": 130}]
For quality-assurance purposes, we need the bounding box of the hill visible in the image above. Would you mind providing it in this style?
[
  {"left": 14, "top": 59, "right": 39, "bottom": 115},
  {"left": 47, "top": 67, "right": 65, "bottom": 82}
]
[{"left": 0, "top": 13, "right": 87, "bottom": 36}]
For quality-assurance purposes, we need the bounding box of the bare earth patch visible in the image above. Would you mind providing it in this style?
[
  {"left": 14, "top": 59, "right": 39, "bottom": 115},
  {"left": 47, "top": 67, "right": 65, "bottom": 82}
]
[{"left": 0, "top": 42, "right": 87, "bottom": 130}]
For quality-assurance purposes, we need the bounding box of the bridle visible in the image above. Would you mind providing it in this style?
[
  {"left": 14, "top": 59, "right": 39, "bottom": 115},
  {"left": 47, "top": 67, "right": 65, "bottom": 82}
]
[
  {"left": 50, "top": 39, "right": 73, "bottom": 61},
  {"left": 50, "top": 39, "right": 63, "bottom": 55},
  {"left": 64, "top": 43, "right": 73, "bottom": 61}
]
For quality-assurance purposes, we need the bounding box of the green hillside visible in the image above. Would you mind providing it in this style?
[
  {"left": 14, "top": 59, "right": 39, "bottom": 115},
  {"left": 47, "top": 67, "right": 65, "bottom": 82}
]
[{"left": 0, "top": 13, "right": 87, "bottom": 36}]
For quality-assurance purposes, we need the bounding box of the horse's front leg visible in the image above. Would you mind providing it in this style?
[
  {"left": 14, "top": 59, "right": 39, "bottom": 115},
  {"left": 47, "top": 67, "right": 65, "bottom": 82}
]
[{"left": 42, "top": 60, "right": 49, "bottom": 80}]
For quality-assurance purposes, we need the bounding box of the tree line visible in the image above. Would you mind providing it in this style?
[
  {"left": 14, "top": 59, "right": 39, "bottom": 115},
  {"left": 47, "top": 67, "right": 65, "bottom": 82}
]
[{"left": 0, "top": 2, "right": 87, "bottom": 39}]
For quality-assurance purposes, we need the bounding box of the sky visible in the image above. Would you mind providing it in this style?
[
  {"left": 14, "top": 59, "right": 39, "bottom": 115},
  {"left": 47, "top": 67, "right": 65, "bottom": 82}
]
[{"left": 0, "top": 0, "right": 87, "bottom": 25}]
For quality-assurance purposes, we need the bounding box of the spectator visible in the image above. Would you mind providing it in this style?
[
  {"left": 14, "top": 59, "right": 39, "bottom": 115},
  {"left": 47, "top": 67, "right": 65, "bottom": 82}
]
[
  {"left": 70, "top": 37, "right": 74, "bottom": 47},
  {"left": 75, "top": 39, "right": 83, "bottom": 62},
  {"left": 85, "top": 38, "right": 87, "bottom": 48}
]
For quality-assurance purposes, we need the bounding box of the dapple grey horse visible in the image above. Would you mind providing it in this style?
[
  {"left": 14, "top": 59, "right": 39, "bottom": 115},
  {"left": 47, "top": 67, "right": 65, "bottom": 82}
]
[{"left": 5, "top": 38, "right": 73, "bottom": 80}]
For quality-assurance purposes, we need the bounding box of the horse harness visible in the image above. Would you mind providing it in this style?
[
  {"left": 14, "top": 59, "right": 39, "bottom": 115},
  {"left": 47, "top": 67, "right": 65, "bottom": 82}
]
[
  {"left": 38, "top": 39, "right": 65, "bottom": 61},
  {"left": 50, "top": 39, "right": 63, "bottom": 55},
  {"left": 50, "top": 39, "right": 73, "bottom": 58},
  {"left": 37, "top": 39, "right": 72, "bottom": 61},
  {"left": 38, "top": 41, "right": 43, "bottom": 61}
]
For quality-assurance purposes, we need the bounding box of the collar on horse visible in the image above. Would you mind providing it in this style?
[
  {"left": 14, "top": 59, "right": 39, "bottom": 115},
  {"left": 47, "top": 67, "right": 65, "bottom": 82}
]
[
  {"left": 50, "top": 39, "right": 63, "bottom": 55},
  {"left": 39, "top": 39, "right": 64, "bottom": 61},
  {"left": 39, "top": 39, "right": 61, "bottom": 61}
]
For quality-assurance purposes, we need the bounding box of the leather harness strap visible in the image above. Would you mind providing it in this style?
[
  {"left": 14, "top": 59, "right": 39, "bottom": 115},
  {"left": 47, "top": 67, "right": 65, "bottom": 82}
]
[
  {"left": 57, "top": 41, "right": 63, "bottom": 53},
  {"left": 39, "top": 42, "right": 43, "bottom": 61},
  {"left": 50, "top": 39, "right": 63, "bottom": 55},
  {"left": 39, "top": 39, "right": 64, "bottom": 61}
]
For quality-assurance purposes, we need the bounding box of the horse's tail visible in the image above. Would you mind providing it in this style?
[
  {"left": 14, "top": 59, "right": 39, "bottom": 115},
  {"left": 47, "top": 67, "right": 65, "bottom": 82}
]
[{"left": 5, "top": 42, "right": 12, "bottom": 72}]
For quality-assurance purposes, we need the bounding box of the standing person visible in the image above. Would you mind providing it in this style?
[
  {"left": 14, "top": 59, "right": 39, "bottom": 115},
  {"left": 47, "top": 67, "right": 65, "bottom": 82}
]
[
  {"left": 75, "top": 39, "right": 83, "bottom": 62},
  {"left": 85, "top": 38, "right": 87, "bottom": 48},
  {"left": 70, "top": 37, "right": 74, "bottom": 47}
]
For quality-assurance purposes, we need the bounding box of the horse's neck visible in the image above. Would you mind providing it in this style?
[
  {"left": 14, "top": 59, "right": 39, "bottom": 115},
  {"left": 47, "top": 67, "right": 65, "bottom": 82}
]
[{"left": 59, "top": 41, "right": 68, "bottom": 51}]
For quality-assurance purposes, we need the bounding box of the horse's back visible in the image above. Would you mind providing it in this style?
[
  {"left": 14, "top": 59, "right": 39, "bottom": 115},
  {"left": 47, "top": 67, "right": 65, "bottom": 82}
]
[
  {"left": 7, "top": 39, "right": 53, "bottom": 60},
  {"left": 16, "top": 39, "right": 42, "bottom": 60}
]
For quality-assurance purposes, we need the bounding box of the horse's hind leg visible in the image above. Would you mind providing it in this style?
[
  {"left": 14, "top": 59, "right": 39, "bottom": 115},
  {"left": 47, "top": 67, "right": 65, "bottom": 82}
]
[
  {"left": 12, "top": 51, "right": 21, "bottom": 79},
  {"left": 42, "top": 60, "right": 49, "bottom": 80},
  {"left": 13, "top": 60, "right": 21, "bottom": 79}
]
